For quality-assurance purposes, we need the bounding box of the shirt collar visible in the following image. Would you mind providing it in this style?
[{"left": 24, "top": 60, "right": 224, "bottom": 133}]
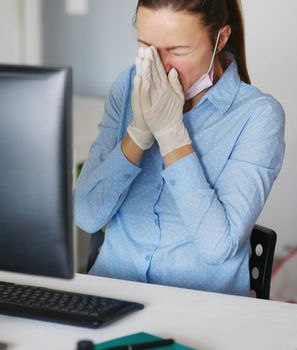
[{"left": 202, "top": 53, "right": 241, "bottom": 115}]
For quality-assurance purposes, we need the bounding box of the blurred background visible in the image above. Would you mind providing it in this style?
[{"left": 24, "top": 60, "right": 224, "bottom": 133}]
[{"left": 0, "top": 0, "right": 296, "bottom": 299}]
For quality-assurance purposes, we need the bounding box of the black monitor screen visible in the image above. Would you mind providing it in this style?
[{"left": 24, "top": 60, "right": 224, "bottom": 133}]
[{"left": 0, "top": 64, "right": 73, "bottom": 279}]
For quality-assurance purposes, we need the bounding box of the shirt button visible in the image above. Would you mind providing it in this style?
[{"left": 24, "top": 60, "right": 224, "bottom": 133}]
[
  {"left": 157, "top": 184, "right": 162, "bottom": 190},
  {"left": 145, "top": 255, "right": 150, "bottom": 261},
  {"left": 154, "top": 218, "right": 158, "bottom": 225},
  {"left": 169, "top": 179, "right": 175, "bottom": 186}
]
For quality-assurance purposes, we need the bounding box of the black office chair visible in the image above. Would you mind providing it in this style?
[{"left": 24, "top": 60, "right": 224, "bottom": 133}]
[
  {"left": 86, "top": 225, "right": 277, "bottom": 300},
  {"left": 87, "top": 229, "right": 105, "bottom": 272},
  {"left": 249, "top": 224, "right": 277, "bottom": 300}
]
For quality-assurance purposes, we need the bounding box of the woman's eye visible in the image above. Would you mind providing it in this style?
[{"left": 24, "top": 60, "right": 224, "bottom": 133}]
[
  {"left": 172, "top": 52, "right": 187, "bottom": 57},
  {"left": 170, "top": 49, "right": 192, "bottom": 57},
  {"left": 170, "top": 46, "right": 196, "bottom": 57}
]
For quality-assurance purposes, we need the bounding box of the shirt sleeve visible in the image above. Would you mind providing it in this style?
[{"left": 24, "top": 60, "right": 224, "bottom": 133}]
[
  {"left": 74, "top": 71, "right": 142, "bottom": 233},
  {"left": 161, "top": 98, "right": 285, "bottom": 264}
]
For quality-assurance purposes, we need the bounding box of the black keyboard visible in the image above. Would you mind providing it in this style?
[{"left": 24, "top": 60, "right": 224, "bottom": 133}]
[{"left": 0, "top": 280, "right": 144, "bottom": 328}]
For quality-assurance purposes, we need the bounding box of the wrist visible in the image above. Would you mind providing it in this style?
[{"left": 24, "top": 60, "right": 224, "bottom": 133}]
[
  {"left": 163, "top": 144, "right": 194, "bottom": 167},
  {"left": 127, "top": 122, "right": 154, "bottom": 150},
  {"left": 121, "top": 133, "right": 144, "bottom": 165},
  {"left": 154, "top": 121, "right": 192, "bottom": 157}
]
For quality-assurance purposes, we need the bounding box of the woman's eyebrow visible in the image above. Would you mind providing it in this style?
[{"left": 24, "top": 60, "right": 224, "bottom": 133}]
[
  {"left": 137, "top": 38, "right": 191, "bottom": 50},
  {"left": 137, "top": 39, "right": 151, "bottom": 46}
]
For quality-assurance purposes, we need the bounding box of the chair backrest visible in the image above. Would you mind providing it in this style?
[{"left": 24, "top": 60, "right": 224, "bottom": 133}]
[
  {"left": 249, "top": 224, "right": 277, "bottom": 299},
  {"left": 87, "top": 229, "right": 105, "bottom": 272}
]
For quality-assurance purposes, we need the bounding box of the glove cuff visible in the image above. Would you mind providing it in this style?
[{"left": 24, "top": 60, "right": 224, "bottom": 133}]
[
  {"left": 154, "top": 122, "right": 192, "bottom": 157},
  {"left": 127, "top": 123, "right": 154, "bottom": 150}
]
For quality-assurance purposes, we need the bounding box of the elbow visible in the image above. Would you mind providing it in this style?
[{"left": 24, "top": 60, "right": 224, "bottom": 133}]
[
  {"left": 75, "top": 219, "right": 101, "bottom": 234},
  {"left": 198, "top": 248, "right": 229, "bottom": 265},
  {"left": 74, "top": 195, "right": 112, "bottom": 234},
  {"left": 74, "top": 196, "right": 102, "bottom": 234},
  {"left": 74, "top": 209, "right": 102, "bottom": 234},
  {"left": 201, "top": 250, "right": 231, "bottom": 265},
  {"left": 199, "top": 234, "right": 239, "bottom": 265}
]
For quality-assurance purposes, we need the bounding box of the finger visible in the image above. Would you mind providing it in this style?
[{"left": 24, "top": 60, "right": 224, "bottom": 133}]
[
  {"left": 135, "top": 47, "right": 146, "bottom": 76},
  {"left": 138, "top": 47, "right": 145, "bottom": 58},
  {"left": 132, "top": 74, "right": 143, "bottom": 120},
  {"left": 141, "top": 48, "right": 157, "bottom": 109},
  {"left": 140, "top": 70, "right": 152, "bottom": 112},
  {"left": 151, "top": 46, "right": 168, "bottom": 86},
  {"left": 135, "top": 57, "right": 143, "bottom": 76},
  {"left": 168, "top": 68, "right": 184, "bottom": 100},
  {"left": 141, "top": 56, "right": 152, "bottom": 82},
  {"left": 133, "top": 74, "right": 142, "bottom": 102},
  {"left": 144, "top": 46, "right": 154, "bottom": 60},
  {"left": 145, "top": 47, "right": 161, "bottom": 95}
]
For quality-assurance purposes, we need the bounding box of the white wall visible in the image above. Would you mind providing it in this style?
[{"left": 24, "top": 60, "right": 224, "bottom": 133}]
[
  {"left": 242, "top": 0, "right": 297, "bottom": 255},
  {"left": 20, "top": 0, "right": 42, "bottom": 64},
  {"left": 0, "top": 0, "right": 22, "bottom": 63},
  {"left": 0, "top": 0, "right": 42, "bottom": 64}
]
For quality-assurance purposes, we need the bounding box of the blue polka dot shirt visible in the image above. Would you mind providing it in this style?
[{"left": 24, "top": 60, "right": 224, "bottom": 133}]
[{"left": 74, "top": 57, "right": 285, "bottom": 296}]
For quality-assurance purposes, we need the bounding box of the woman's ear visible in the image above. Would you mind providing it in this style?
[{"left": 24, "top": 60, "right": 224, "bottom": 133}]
[{"left": 217, "top": 25, "right": 231, "bottom": 53}]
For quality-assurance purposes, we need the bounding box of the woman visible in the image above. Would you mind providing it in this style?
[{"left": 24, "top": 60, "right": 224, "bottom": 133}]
[{"left": 74, "top": 0, "right": 285, "bottom": 296}]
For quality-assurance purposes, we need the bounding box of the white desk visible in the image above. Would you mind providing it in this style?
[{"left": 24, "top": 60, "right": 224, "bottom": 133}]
[{"left": 0, "top": 271, "right": 297, "bottom": 350}]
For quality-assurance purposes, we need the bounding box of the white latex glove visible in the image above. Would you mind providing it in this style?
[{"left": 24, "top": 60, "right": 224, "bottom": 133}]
[
  {"left": 127, "top": 48, "right": 154, "bottom": 150},
  {"left": 140, "top": 46, "right": 191, "bottom": 156}
]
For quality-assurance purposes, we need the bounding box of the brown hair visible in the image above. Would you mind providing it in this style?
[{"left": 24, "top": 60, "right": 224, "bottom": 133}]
[{"left": 136, "top": 0, "right": 251, "bottom": 84}]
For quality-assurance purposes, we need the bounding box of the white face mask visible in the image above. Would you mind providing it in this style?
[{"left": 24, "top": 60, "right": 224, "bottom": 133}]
[{"left": 184, "top": 31, "right": 221, "bottom": 101}]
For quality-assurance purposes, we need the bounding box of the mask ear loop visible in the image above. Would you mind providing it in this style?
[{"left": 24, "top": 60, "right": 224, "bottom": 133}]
[{"left": 206, "top": 30, "right": 221, "bottom": 74}]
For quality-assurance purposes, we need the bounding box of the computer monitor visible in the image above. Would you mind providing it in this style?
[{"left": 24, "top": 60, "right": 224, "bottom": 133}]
[{"left": 0, "top": 64, "right": 74, "bottom": 279}]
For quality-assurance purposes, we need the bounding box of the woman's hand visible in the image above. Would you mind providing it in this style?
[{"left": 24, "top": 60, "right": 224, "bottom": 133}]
[
  {"left": 127, "top": 48, "right": 154, "bottom": 151},
  {"left": 139, "top": 46, "right": 192, "bottom": 156}
]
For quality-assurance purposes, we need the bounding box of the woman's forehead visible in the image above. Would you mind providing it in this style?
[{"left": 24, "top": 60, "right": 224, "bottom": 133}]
[
  {"left": 136, "top": 6, "right": 204, "bottom": 30},
  {"left": 136, "top": 7, "right": 207, "bottom": 45}
]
